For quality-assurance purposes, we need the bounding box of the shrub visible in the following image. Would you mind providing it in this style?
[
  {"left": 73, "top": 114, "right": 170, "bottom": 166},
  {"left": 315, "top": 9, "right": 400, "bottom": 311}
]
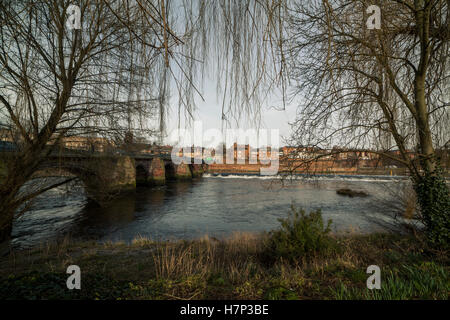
[
  {"left": 263, "top": 205, "right": 334, "bottom": 263},
  {"left": 414, "top": 167, "right": 450, "bottom": 250}
]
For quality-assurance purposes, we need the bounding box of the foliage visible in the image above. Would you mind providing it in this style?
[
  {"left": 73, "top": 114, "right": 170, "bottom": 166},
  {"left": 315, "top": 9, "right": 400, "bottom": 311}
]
[
  {"left": 414, "top": 167, "right": 450, "bottom": 249},
  {"left": 263, "top": 206, "right": 334, "bottom": 263}
]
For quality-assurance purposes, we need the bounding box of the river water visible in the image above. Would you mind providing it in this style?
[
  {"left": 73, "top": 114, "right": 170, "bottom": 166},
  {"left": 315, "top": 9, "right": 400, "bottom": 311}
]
[{"left": 11, "top": 174, "right": 410, "bottom": 248}]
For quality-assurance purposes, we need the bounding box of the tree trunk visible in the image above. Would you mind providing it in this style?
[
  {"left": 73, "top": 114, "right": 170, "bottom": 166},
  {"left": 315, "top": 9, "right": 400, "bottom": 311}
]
[
  {"left": 0, "top": 155, "right": 39, "bottom": 243},
  {"left": 0, "top": 195, "right": 17, "bottom": 243},
  {"left": 414, "top": 74, "right": 436, "bottom": 174},
  {"left": 0, "top": 219, "right": 13, "bottom": 243},
  {"left": 413, "top": 74, "right": 449, "bottom": 249}
]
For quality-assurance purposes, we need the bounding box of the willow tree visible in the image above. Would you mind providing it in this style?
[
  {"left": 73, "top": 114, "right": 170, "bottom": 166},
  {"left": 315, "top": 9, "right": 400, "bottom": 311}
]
[
  {"left": 285, "top": 0, "right": 449, "bottom": 247},
  {"left": 0, "top": 0, "right": 286, "bottom": 243}
]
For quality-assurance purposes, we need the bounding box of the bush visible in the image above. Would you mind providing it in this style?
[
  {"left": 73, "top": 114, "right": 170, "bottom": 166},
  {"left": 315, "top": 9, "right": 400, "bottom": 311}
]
[
  {"left": 414, "top": 167, "right": 450, "bottom": 250},
  {"left": 263, "top": 206, "right": 334, "bottom": 263}
]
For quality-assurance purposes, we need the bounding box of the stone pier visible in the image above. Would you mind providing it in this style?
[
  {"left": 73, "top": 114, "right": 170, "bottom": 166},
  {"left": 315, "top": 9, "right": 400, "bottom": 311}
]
[
  {"left": 190, "top": 164, "right": 204, "bottom": 178},
  {"left": 148, "top": 157, "right": 165, "bottom": 185},
  {"left": 174, "top": 163, "right": 192, "bottom": 179},
  {"left": 82, "top": 156, "right": 136, "bottom": 204}
]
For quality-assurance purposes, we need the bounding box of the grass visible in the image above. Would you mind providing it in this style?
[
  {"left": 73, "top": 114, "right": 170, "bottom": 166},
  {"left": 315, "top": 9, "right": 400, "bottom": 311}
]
[
  {"left": 0, "top": 232, "right": 448, "bottom": 300},
  {"left": 331, "top": 262, "right": 448, "bottom": 299}
]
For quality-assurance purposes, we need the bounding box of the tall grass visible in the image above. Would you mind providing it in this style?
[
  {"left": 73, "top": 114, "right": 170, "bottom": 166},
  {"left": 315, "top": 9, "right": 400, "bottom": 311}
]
[{"left": 150, "top": 233, "right": 263, "bottom": 284}]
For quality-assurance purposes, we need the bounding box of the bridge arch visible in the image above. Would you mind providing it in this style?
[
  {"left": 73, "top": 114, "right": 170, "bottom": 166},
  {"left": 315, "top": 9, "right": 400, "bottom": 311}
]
[
  {"left": 135, "top": 164, "right": 149, "bottom": 186},
  {"left": 37, "top": 156, "right": 136, "bottom": 205},
  {"left": 135, "top": 157, "right": 166, "bottom": 186}
]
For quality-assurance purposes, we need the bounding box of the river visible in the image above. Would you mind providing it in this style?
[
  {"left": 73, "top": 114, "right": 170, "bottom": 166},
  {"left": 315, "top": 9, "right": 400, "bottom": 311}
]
[{"left": 10, "top": 174, "right": 411, "bottom": 248}]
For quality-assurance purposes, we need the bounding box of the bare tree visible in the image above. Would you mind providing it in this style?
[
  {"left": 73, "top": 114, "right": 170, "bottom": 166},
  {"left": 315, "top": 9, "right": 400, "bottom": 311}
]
[
  {"left": 0, "top": 0, "right": 287, "bottom": 242},
  {"left": 284, "top": 0, "right": 449, "bottom": 247},
  {"left": 0, "top": 0, "right": 198, "bottom": 242}
]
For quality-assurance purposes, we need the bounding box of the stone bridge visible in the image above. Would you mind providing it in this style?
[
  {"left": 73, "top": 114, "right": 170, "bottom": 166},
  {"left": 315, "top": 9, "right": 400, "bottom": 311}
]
[{"left": 1, "top": 150, "right": 206, "bottom": 205}]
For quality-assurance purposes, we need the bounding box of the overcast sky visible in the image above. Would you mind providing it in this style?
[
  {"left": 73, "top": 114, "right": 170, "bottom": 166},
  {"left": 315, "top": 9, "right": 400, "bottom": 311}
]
[{"left": 164, "top": 72, "right": 298, "bottom": 148}]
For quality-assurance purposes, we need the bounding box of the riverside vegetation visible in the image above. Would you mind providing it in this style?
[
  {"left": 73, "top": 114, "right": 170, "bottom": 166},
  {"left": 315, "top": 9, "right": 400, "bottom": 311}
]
[{"left": 0, "top": 206, "right": 448, "bottom": 300}]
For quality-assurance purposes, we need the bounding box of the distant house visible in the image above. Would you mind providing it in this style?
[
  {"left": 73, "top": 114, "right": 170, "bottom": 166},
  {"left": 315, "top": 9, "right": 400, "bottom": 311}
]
[
  {"left": 0, "top": 127, "right": 15, "bottom": 143},
  {"left": 57, "top": 136, "right": 113, "bottom": 152},
  {"left": 281, "top": 146, "right": 321, "bottom": 159}
]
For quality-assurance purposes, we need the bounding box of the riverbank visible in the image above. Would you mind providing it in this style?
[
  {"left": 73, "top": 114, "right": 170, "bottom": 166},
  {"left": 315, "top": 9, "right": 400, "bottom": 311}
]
[{"left": 0, "top": 232, "right": 448, "bottom": 300}]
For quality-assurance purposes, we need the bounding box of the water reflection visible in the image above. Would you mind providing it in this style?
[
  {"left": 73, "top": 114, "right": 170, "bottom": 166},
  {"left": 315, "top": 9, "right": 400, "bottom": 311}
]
[{"left": 69, "top": 196, "right": 137, "bottom": 239}]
